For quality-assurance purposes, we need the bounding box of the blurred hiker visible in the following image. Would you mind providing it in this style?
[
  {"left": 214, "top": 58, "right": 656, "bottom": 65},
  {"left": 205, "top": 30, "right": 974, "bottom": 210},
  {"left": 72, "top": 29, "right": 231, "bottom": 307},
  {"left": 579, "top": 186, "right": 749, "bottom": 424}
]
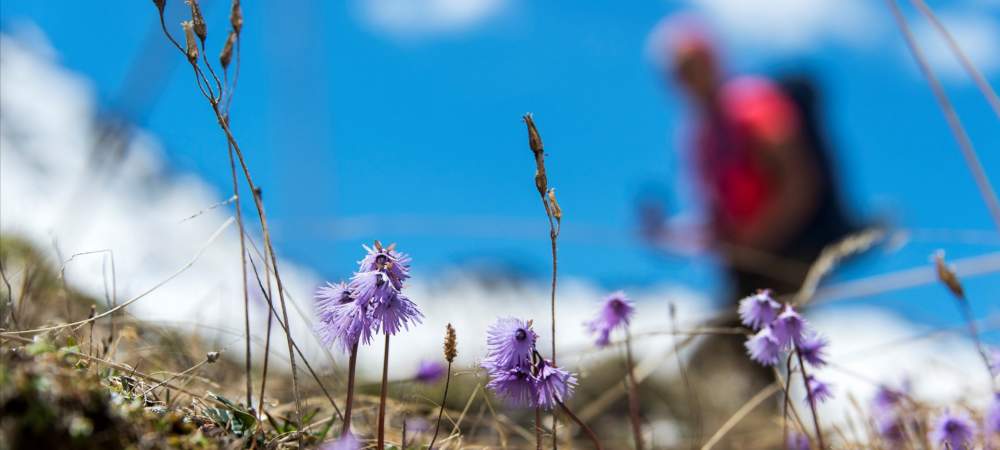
[
  {"left": 640, "top": 19, "right": 859, "bottom": 442},
  {"left": 645, "top": 21, "right": 857, "bottom": 305}
]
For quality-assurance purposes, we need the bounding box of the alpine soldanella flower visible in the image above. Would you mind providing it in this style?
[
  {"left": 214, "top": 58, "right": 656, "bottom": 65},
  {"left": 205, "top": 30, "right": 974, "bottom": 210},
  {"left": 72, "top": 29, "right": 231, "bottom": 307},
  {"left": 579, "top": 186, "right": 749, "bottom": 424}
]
[
  {"left": 535, "top": 359, "right": 578, "bottom": 410},
  {"left": 314, "top": 242, "right": 423, "bottom": 445},
  {"left": 771, "top": 304, "right": 807, "bottom": 348},
  {"left": 745, "top": 326, "right": 781, "bottom": 366},
  {"left": 797, "top": 332, "right": 829, "bottom": 368},
  {"left": 315, "top": 282, "right": 373, "bottom": 353},
  {"left": 930, "top": 411, "right": 977, "bottom": 449},
  {"left": 585, "top": 291, "right": 635, "bottom": 347},
  {"left": 483, "top": 315, "right": 602, "bottom": 449},
  {"left": 484, "top": 317, "right": 538, "bottom": 370},
  {"left": 738, "top": 290, "right": 780, "bottom": 330},
  {"left": 481, "top": 317, "right": 577, "bottom": 409},
  {"left": 804, "top": 375, "right": 833, "bottom": 404}
]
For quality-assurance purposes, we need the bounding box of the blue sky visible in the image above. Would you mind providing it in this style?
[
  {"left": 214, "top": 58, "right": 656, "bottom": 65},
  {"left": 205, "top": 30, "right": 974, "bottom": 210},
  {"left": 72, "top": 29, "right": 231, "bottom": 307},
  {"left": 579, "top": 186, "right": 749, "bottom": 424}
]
[{"left": 2, "top": 0, "right": 998, "bottom": 329}]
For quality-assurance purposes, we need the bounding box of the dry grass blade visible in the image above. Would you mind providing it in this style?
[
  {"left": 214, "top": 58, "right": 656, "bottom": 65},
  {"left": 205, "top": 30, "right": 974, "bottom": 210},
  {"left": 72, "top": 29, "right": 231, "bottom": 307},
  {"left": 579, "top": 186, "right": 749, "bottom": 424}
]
[{"left": 700, "top": 383, "right": 780, "bottom": 450}]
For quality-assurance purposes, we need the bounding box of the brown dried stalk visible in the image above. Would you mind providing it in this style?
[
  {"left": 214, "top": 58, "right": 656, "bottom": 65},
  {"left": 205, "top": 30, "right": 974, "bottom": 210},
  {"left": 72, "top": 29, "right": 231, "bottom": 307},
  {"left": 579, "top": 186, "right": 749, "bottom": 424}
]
[
  {"left": 429, "top": 323, "right": 458, "bottom": 450},
  {"left": 151, "top": 0, "right": 305, "bottom": 430},
  {"left": 886, "top": 0, "right": 1000, "bottom": 233},
  {"left": 522, "top": 113, "right": 562, "bottom": 448}
]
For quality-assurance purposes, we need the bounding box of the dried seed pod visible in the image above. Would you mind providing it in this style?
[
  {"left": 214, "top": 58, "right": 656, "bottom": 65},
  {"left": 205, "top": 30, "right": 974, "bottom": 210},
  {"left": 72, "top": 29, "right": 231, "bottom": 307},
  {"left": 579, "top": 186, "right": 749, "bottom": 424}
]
[
  {"left": 934, "top": 251, "right": 965, "bottom": 300},
  {"left": 547, "top": 188, "right": 562, "bottom": 222},
  {"left": 187, "top": 0, "right": 207, "bottom": 43},
  {"left": 522, "top": 113, "right": 548, "bottom": 197},
  {"left": 444, "top": 323, "right": 457, "bottom": 363},
  {"left": 230, "top": 0, "right": 243, "bottom": 35},
  {"left": 220, "top": 31, "right": 236, "bottom": 69},
  {"left": 181, "top": 21, "right": 199, "bottom": 63},
  {"left": 152, "top": 0, "right": 166, "bottom": 14}
]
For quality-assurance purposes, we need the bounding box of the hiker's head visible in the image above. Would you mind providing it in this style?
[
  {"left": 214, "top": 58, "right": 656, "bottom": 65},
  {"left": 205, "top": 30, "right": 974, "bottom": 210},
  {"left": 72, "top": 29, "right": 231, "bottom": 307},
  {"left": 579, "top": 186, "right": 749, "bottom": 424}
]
[
  {"left": 654, "top": 16, "right": 720, "bottom": 107},
  {"left": 673, "top": 31, "right": 719, "bottom": 106}
]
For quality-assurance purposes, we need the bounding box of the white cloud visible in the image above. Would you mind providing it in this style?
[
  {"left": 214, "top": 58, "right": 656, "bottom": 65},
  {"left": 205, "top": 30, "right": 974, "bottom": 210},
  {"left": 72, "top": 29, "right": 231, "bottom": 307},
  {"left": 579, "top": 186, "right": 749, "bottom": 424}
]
[
  {"left": 354, "top": 0, "right": 507, "bottom": 37},
  {"left": 911, "top": 11, "right": 1000, "bottom": 81},
  {"left": 673, "top": 0, "right": 879, "bottom": 55}
]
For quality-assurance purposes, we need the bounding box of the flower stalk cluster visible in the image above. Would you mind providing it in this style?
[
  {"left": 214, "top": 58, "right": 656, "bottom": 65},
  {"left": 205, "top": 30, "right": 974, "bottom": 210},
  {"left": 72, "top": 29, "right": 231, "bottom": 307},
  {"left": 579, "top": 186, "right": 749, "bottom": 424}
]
[
  {"left": 739, "top": 291, "right": 830, "bottom": 448},
  {"left": 315, "top": 242, "right": 423, "bottom": 442}
]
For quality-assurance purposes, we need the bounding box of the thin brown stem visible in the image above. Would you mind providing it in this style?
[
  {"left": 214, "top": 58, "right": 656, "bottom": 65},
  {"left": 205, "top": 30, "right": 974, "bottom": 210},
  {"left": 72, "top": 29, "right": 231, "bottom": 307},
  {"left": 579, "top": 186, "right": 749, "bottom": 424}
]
[
  {"left": 887, "top": 0, "right": 1000, "bottom": 233},
  {"left": 910, "top": 0, "right": 1000, "bottom": 117},
  {"left": 428, "top": 361, "right": 453, "bottom": 450},
  {"left": 342, "top": 342, "right": 359, "bottom": 435},
  {"left": 624, "top": 327, "right": 644, "bottom": 450},
  {"left": 956, "top": 299, "right": 997, "bottom": 392},
  {"left": 246, "top": 255, "right": 342, "bottom": 421},
  {"left": 377, "top": 334, "right": 391, "bottom": 449},
  {"left": 557, "top": 400, "right": 604, "bottom": 450},
  {"left": 796, "top": 350, "right": 826, "bottom": 449},
  {"left": 151, "top": 3, "right": 305, "bottom": 429},
  {"left": 226, "top": 137, "right": 253, "bottom": 409}
]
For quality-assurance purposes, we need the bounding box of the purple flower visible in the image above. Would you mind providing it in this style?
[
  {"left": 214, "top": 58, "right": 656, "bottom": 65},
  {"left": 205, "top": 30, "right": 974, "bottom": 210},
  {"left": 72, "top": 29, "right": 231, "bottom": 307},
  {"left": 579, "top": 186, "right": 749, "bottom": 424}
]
[
  {"left": 585, "top": 291, "right": 635, "bottom": 347},
  {"left": 349, "top": 270, "right": 395, "bottom": 306},
  {"left": 321, "top": 432, "right": 360, "bottom": 450},
  {"left": 315, "top": 282, "right": 374, "bottom": 352},
  {"left": 772, "top": 305, "right": 806, "bottom": 348},
  {"left": 414, "top": 360, "right": 446, "bottom": 384},
  {"left": 486, "top": 364, "right": 538, "bottom": 408},
  {"left": 738, "top": 290, "right": 780, "bottom": 330},
  {"left": 990, "top": 347, "right": 1000, "bottom": 376},
  {"left": 358, "top": 244, "right": 411, "bottom": 290},
  {"left": 875, "top": 413, "right": 906, "bottom": 444},
  {"left": 987, "top": 393, "right": 1000, "bottom": 435},
  {"left": 535, "top": 360, "right": 577, "bottom": 410},
  {"left": 805, "top": 375, "right": 833, "bottom": 404},
  {"left": 745, "top": 326, "right": 782, "bottom": 366},
  {"left": 930, "top": 411, "right": 976, "bottom": 449},
  {"left": 872, "top": 384, "right": 906, "bottom": 412},
  {"left": 372, "top": 290, "right": 423, "bottom": 336},
  {"left": 786, "top": 432, "right": 810, "bottom": 450},
  {"left": 484, "top": 318, "right": 538, "bottom": 370},
  {"left": 798, "top": 332, "right": 829, "bottom": 368}
]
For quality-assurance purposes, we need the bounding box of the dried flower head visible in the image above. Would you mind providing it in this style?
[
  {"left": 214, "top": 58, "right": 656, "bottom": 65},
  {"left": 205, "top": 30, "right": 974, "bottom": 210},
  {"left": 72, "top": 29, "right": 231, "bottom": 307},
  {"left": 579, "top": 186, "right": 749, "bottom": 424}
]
[
  {"left": 535, "top": 360, "right": 577, "bottom": 410},
  {"left": 934, "top": 250, "right": 965, "bottom": 300},
  {"left": 444, "top": 323, "right": 457, "bottom": 363},
  {"left": 738, "top": 290, "right": 780, "bottom": 330},
  {"left": 586, "top": 291, "right": 635, "bottom": 347},
  {"left": 230, "top": 0, "right": 243, "bottom": 35},
  {"left": 930, "top": 411, "right": 976, "bottom": 449},
  {"left": 187, "top": 0, "right": 207, "bottom": 43},
  {"left": 152, "top": 0, "right": 166, "bottom": 13},
  {"left": 181, "top": 21, "right": 199, "bottom": 62},
  {"left": 220, "top": 31, "right": 236, "bottom": 69},
  {"left": 547, "top": 188, "right": 562, "bottom": 221},
  {"left": 523, "top": 113, "right": 547, "bottom": 196},
  {"left": 745, "top": 326, "right": 781, "bottom": 366}
]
